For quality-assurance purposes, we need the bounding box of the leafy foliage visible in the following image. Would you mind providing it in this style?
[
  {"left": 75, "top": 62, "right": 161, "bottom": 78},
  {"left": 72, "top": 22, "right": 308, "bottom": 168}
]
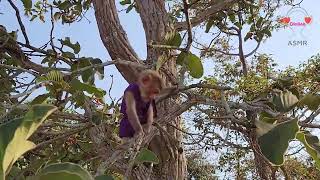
[
  {"left": 0, "top": 105, "right": 57, "bottom": 179},
  {"left": 134, "top": 148, "right": 159, "bottom": 165},
  {"left": 257, "top": 119, "right": 299, "bottom": 166},
  {"left": 176, "top": 52, "right": 204, "bottom": 78},
  {"left": 35, "top": 162, "right": 94, "bottom": 180},
  {"left": 296, "top": 132, "right": 320, "bottom": 169}
]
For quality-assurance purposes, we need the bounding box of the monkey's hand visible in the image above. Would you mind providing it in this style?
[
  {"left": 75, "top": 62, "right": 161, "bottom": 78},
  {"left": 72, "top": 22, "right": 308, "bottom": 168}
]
[
  {"left": 134, "top": 128, "right": 144, "bottom": 139},
  {"left": 142, "top": 124, "right": 151, "bottom": 134}
]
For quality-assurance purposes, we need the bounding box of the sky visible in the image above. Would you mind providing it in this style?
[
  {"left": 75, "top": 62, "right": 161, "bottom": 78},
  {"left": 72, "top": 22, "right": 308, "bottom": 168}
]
[{"left": 1, "top": 0, "right": 319, "bottom": 100}]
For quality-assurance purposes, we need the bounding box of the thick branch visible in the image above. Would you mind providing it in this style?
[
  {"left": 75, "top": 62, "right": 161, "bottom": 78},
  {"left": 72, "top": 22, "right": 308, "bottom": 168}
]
[
  {"left": 93, "top": 0, "right": 141, "bottom": 83},
  {"left": 135, "top": 0, "right": 172, "bottom": 63},
  {"left": 175, "top": 0, "right": 238, "bottom": 31}
]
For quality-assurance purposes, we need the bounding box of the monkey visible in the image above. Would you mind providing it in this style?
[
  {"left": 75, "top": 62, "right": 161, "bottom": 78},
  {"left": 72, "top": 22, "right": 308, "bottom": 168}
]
[
  {"left": 119, "top": 69, "right": 164, "bottom": 140},
  {"left": 118, "top": 70, "right": 186, "bottom": 171}
]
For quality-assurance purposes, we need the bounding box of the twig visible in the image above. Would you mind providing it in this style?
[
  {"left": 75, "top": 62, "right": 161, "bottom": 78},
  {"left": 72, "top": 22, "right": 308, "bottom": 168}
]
[
  {"left": 157, "top": 83, "right": 231, "bottom": 103},
  {"left": 182, "top": 0, "right": 193, "bottom": 51},
  {"left": 33, "top": 123, "right": 92, "bottom": 150},
  {"left": 108, "top": 75, "right": 115, "bottom": 103},
  {"left": 67, "top": 59, "right": 148, "bottom": 76},
  {"left": 0, "top": 64, "right": 38, "bottom": 76},
  {"left": 147, "top": 43, "right": 185, "bottom": 51},
  {"left": 10, "top": 81, "right": 51, "bottom": 99},
  {"left": 17, "top": 42, "right": 73, "bottom": 66},
  {"left": 244, "top": 41, "right": 261, "bottom": 58},
  {"left": 125, "top": 136, "right": 143, "bottom": 179},
  {"left": 7, "top": 0, "right": 30, "bottom": 45},
  {"left": 49, "top": 5, "right": 57, "bottom": 55}
]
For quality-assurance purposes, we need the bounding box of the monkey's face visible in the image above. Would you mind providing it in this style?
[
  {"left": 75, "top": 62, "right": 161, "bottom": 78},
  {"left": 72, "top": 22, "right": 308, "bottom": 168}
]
[{"left": 141, "top": 76, "right": 160, "bottom": 100}]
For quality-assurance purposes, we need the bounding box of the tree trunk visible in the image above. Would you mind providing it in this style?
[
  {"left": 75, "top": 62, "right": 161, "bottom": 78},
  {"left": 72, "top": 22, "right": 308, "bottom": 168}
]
[
  {"left": 247, "top": 111, "right": 272, "bottom": 180},
  {"left": 93, "top": 0, "right": 187, "bottom": 179}
]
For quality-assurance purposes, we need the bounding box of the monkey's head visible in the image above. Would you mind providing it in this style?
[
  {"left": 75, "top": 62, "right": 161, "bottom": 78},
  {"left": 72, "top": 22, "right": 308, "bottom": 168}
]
[{"left": 138, "top": 70, "right": 165, "bottom": 100}]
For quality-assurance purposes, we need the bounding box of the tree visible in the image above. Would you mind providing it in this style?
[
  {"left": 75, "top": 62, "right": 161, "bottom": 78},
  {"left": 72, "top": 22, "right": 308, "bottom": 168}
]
[{"left": 1, "top": 0, "right": 320, "bottom": 179}]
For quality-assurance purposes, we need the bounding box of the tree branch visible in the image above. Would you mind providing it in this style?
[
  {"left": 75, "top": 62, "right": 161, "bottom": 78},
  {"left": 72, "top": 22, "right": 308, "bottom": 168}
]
[
  {"left": 244, "top": 41, "right": 261, "bottom": 58},
  {"left": 93, "top": 0, "right": 141, "bottom": 83},
  {"left": 182, "top": 0, "right": 193, "bottom": 51},
  {"left": 175, "top": 0, "right": 238, "bottom": 31},
  {"left": 7, "top": 0, "right": 30, "bottom": 45}
]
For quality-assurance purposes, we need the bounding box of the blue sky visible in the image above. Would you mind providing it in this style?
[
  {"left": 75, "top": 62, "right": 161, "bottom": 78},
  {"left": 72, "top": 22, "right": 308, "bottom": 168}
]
[{"left": 1, "top": 0, "right": 319, "bottom": 100}]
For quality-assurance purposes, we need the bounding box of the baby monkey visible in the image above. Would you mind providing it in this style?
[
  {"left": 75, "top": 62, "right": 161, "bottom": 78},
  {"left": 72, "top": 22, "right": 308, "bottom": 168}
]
[{"left": 119, "top": 70, "right": 164, "bottom": 139}]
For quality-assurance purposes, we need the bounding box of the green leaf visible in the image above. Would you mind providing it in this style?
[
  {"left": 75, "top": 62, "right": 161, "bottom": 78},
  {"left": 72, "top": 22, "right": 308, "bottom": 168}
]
[
  {"left": 62, "top": 52, "right": 75, "bottom": 59},
  {"left": 235, "top": 22, "right": 242, "bottom": 29},
  {"left": 58, "top": 1, "right": 72, "bottom": 10},
  {"left": 229, "top": 14, "right": 236, "bottom": 23},
  {"left": 256, "top": 17, "right": 263, "bottom": 28},
  {"left": 272, "top": 91, "right": 299, "bottom": 113},
  {"left": 259, "top": 111, "right": 277, "bottom": 124},
  {"left": 184, "top": 53, "right": 204, "bottom": 78},
  {"left": 35, "top": 162, "right": 94, "bottom": 180},
  {"left": 156, "top": 55, "right": 167, "bottom": 71},
  {"left": 296, "top": 131, "right": 320, "bottom": 169},
  {"left": 31, "top": 94, "right": 50, "bottom": 105},
  {"left": 21, "top": 0, "right": 32, "bottom": 9},
  {"left": 299, "top": 94, "right": 320, "bottom": 111},
  {"left": 53, "top": 12, "right": 62, "bottom": 21},
  {"left": 205, "top": 19, "right": 214, "bottom": 33},
  {"left": 134, "top": 148, "right": 159, "bottom": 165},
  {"left": 30, "top": 15, "right": 37, "bottom": 21},
  {"left": 244, "top": 32, "right": 253, "bottom": 42},
  {"left": 263, "top": 29, "right": 272, "bottom": 37},
  {"left": 296, "top": 132, "right": 320, "bottom": 169},
  {"left": 258, "top": 119, "right": 299, "bottom": 166},
  {"left": 75, "top": 58, "right": 95, "bottom": 84},
  {"left": 167, "top": 32, "right": 182, "bottom": 47},
  {"left": 70, "top": 79, "right": 106, "bottom": 98},
  {"left": 126, "top": 3, "right": 134, "bottom": 13},
  {"left": 176, "top": 52, "right": 187, "bottom": 65},
  {"left": 59, "top": 37, "right": 81, "bottom": 54},
  {"left": 91, "top": 58, "right": 104, "bottom": 80},
  {"left": 0, "top": 105, "right": 57, "bottom": 179},
  {"left": 120, "top": 0, "right": 131, "bottom": 5},
  {"left": 5, "top": 166, "right": 24, "bottom": 180},
  {"left": 95, "top": 175, "right": 115, "bottom": 180}
]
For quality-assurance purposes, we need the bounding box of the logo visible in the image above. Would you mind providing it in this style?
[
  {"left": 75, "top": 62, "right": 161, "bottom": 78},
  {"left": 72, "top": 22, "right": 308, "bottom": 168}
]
[
  {"left": 278, "top": 5, "right": 312, "bottom": 46},
  {"left": 279, "top": 7, "right": 312, "bottom": 27}
]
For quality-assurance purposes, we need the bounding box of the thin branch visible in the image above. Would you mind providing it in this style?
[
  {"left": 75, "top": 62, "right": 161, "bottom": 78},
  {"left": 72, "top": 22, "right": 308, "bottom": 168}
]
[
  {"left": 108, "top": 75, "right": 115, "bottom": 104},
  {"left": 49, "top": 5, "right": 57, "bottom": 55},
  {"left": 299, "top": 122, "right": 320, "bottom": 129},
  {"left": 301, "top": 108, "right": 320, "bottom": 124},
  {"left": 0, "top": 64, "right": 38, "bottom": 76},
  {"left": 7, "top": 0, "right": 30, "bottom": 45},
  {"left": 157, "top": 83, "right": 231, "bottom": 103},
  {"left": 182, "top": 0, "right": 193, "bottom": 51},
  {"left": 17, "top": 42, "right": 72, "bottom": 66},
  {"left": 33, "top": 123, "right": 92, "bottom": 150},
  {"left": 10, "top": 81, "right": 52, "bottom": 99},
  {"left": 67, "top": 59, "right": 148, "bottom": 76},
  {"left": 147, "top": 43, "right": 185, "bottom": 51},
  {"left": 244, "top": 41, "right": 261, "bottom": 58}
]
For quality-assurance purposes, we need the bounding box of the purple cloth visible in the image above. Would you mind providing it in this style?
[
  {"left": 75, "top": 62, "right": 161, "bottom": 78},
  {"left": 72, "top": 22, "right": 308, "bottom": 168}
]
[{"left": 119, "top": 83, "right": 157, "bottom": 138}]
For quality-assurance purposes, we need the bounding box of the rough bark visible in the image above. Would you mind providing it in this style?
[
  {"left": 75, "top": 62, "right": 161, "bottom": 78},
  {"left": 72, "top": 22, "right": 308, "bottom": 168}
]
[
  {"left": 247, "top": 111, "right": 272, "bottom": 180},
  {"left": 93, "top": 0, "right": 142, "bottom": 83},
  {"left": 93, "top": 0, "right": 186, "bottom": 179}
]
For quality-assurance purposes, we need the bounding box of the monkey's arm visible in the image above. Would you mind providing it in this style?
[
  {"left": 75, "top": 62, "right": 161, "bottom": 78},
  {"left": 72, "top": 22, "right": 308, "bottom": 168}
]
[
  {"left": 125, "top": 91, "right": 143, "bottom": 136},
  {"left": 143, "top": 104, "right": 154, "bottom": 134}
]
